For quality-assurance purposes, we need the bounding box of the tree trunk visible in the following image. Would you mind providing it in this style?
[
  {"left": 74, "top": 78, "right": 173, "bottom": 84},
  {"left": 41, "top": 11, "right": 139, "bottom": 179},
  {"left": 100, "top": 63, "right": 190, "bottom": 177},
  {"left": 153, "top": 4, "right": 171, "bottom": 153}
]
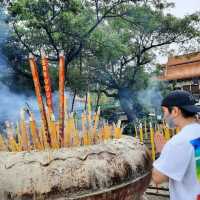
[
  {"left": 95, "top": 90, "right": 101, "bottom": 112},
  {"left": 71, "top": 90, "right": 77, "bottom": 112},
  {"left": 85, "top": 92, "right": 88, "bottom": 111},
  {"left": 118, "top": 88, "right": 137, "bottom": 122}
]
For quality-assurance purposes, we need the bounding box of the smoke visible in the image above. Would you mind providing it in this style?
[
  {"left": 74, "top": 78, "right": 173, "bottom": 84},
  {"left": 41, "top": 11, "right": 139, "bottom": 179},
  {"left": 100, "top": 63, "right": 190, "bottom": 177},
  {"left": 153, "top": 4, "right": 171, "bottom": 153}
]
[
  {"left": 0, "top": 9, "right": 85, "bottom": 128},
  {"left": 137, "top": 79, "right": 164, "bottom": 115},
  {"left": 0, "top": 51, "right": 39, "bottom": 124},
  {"left": 0, "top": 82, "right": 39, "bottom": 122}
]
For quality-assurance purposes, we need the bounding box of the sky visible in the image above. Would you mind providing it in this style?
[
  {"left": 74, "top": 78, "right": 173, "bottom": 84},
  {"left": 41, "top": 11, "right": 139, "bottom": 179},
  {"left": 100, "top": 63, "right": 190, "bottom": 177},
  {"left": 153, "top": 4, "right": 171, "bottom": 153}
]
[
  {"left": 167, "top": 0, "right": 200, "bottom": 17},
  {"left": 156, "top": 0, "right": 200, "bottom": 64}
]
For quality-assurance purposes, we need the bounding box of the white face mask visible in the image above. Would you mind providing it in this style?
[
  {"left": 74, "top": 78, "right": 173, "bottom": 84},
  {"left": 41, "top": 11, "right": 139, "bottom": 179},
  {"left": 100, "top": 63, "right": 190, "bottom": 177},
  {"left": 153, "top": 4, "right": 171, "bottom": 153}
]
[{"left": 165, "top": 115, "right": 176, "bottom": 129}]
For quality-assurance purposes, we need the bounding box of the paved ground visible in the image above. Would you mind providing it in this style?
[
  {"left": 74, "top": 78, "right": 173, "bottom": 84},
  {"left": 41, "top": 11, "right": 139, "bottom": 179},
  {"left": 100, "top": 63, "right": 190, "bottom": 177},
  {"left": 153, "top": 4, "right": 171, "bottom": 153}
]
[
  {"left": 145, "top": 195, "right": 169, "bottom": 200},
  {"left": 146, "top": 193, "right": 170, "bottom": 200},
  {"left": 144, "top": 182, "right": 169, "bottom": 200}
]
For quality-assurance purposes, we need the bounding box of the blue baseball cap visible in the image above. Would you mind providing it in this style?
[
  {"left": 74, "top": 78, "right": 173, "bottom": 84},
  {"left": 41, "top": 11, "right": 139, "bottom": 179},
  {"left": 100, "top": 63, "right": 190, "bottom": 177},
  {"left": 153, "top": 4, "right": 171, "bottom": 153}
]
[{"left": 161, "top": 90, "right": 200, "bottom": 113}]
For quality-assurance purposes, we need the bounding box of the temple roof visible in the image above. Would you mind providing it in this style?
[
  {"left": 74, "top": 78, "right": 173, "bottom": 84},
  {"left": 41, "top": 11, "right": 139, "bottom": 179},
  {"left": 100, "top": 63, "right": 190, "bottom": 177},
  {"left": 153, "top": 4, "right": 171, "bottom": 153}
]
[{"left": 159, "top": 52, "right": 200, "bottom": 81}]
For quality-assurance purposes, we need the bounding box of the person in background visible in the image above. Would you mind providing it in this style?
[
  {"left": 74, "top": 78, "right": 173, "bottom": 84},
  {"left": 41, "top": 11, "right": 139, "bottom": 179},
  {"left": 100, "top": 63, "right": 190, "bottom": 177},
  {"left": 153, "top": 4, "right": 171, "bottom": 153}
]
[{"left": 152, "top": 90, "right": 200, "bottom": 200}]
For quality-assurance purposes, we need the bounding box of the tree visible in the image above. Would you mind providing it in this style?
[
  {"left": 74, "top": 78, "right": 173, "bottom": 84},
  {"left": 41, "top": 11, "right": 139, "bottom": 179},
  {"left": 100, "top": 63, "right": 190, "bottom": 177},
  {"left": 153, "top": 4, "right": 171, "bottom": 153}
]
[
  {"left": 5, "top": 0, "right": 141, "bottom": 65},
  {"left": 2, "top": 0, "right": 200, "bottom": 121},
  {"left": 85, "top": 4, "right": 200, "bottom": 121},
  {"left": 1, "top": 0, "right": 141, "bottom": 94}
]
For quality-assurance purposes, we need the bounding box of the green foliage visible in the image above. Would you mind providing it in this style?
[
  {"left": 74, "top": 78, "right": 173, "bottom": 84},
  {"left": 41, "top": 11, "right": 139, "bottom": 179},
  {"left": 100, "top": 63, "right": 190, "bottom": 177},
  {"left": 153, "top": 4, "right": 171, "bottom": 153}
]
[
  {"left": 67, "top": 66, "right": 88, "bottom": 96},
  {"left": 1, "top": 0, "right": 200, "bottom": 121}
]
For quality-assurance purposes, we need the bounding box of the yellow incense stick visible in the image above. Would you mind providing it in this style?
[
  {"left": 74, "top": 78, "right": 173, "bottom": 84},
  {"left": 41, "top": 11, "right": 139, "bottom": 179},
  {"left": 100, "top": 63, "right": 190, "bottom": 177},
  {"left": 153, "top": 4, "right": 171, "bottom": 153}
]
[
  {"left": 139, "top": 123, "right": 144, "bottom": 144},
  {"left": 103, "top": 125, "right": 111, "bottom": 140},
  {"left": 63, "top": 116, "right": 72, "bottom": 147},
  {"left": 29, "top": 113, "right": 43, "bottom": 150},
  {"left": 20, "top": 109, "right": 30, "bottom": 151},
  {"left": 114, "top": 120, "right": 122, "bottom": 139},
  {"left": 16, "top": 123, "right": 22, "bottom": 151},
  {"left": 82, "top": 112, "right": 90, "bottom": 145},
  {"left": 71, "top": 115, "right": 80, "bottom": 146},
  {"left": 64, "top": 95, "right": 68, "bottom": 120},
  {"left": 5, "top": 122, "right": 18, "bottom": 152},
  {"left": 87, "top": 92, "right": 92, "bottom": 129},
  {"left": 134, "top": 124, "right": 138, "bottom": 138},
  {"left": 40, "top": 122, "right": 49, "bottom": 149},
  {"left": 144, "top": 120, "right": 148, "bottom": 139},
  {"left": 164, "top": 126, "right": 170, "bottom": 141},
  {"left": 176, "top": 127, "right": 180, "bottom": 134},
  {"left": 49, "top": 113, "right": 59, "bottom": 149},
  {"left": 150, "top": 123, "right": 156, "bottom": 161},
  {"left": 0, "top": 134, "right": 7, "bottom": 151}
]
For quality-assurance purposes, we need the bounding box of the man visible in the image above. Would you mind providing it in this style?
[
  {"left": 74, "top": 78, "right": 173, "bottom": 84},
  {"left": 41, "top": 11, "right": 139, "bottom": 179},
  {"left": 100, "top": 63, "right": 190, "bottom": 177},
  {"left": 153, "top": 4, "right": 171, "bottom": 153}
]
[{"left": 152, "top": 90, "right": 200, "bottom": 200}]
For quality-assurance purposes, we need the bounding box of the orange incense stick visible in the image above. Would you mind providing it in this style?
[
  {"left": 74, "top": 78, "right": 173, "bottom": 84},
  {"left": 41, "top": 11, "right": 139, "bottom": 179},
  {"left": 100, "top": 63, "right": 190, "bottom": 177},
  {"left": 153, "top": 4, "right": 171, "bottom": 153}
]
[
  {"left": 58, "top": 51, "right": 65, "bottom": 142},
  {"left": 41, "top": 50, "right": 53, "bottom": 113},
  {"left": 29, "top": 53, "right": 51, "bottom": 146}
]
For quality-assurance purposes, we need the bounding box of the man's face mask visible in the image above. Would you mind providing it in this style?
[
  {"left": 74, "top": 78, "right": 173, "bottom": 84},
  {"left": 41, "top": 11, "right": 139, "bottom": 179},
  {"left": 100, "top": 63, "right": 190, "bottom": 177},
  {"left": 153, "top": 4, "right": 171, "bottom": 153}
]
[
  {"left": 165, "top": 114, "right": 176, "bottom": 129},
  {"left": 162, "top": 107, "right": 176, "bottom": 129}
]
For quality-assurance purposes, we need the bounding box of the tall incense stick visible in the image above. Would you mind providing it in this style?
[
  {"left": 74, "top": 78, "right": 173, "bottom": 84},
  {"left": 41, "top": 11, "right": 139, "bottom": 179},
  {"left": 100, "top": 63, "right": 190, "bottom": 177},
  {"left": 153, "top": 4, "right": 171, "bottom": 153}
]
[
  {"left": 41, "top": 49, "right": 53, "bottom": 113},
  {"left": 29, "top": 53, "right": 51, "bottom": 146},
  {"left": 58, "top": 51, "right": 65, "bottom": 142}
]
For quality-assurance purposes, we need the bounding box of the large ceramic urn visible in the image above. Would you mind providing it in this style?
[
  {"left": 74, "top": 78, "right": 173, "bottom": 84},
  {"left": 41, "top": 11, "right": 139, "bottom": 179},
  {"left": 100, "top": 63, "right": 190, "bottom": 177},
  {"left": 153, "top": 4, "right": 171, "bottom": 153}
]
[{"left": 0, "top": 136, "right": 152, "bottom": 200}]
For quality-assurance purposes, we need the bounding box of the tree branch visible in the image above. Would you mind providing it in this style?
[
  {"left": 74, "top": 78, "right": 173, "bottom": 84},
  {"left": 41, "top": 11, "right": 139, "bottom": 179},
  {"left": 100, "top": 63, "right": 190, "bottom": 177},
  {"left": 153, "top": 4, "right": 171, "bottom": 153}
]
[
  {"left": 91, "top": 88, "right": 117, "bottom": 97},
  {"left": 13, "top": 22, "right": 40, "bottom": 58},
  {"left": 41, "top": 24, "right": 59, "bottom": 59}
]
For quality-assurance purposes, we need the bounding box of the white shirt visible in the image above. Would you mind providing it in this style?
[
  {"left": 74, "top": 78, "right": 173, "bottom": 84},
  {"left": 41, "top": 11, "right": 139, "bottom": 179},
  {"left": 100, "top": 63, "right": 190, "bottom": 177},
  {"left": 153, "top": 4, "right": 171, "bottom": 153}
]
[{"left": 153, "top": 123, "right": 200, "bottom": 200}]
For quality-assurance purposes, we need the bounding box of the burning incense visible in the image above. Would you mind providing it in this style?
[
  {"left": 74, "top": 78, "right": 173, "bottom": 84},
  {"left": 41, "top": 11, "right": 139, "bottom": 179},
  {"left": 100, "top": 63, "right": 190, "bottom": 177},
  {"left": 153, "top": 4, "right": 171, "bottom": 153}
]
[
  {"left": 29, "top": 54, "right": 51, "bottom": 146},
  {"left": 41, "top": 50, "right": 53, "bottom": 114},
  {"left": 58, "top": 51, "right": 65, "bottom": 142},
  {"left": 0, "top": 51, "right": 127, "bottom": 153}
]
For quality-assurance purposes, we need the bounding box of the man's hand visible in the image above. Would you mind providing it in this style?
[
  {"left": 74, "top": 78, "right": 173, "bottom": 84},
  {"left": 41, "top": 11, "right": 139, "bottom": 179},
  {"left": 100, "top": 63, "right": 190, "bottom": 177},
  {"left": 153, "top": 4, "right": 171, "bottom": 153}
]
[
  {"left": 154, "top": 132, "right": 166, "bottom": 154},
  {"left": 152, "top": 168, "right": 169, "bottom": 185},
  {"left": 152, "top": 132, "right": 168, "bottom": 185}
]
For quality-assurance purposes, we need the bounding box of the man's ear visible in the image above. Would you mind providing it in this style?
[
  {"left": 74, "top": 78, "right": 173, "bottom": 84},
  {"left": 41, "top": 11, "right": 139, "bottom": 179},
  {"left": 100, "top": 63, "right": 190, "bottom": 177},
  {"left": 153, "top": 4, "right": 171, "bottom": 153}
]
[{"left": 171, "top": 106, "right": 180, "bottom": 117}]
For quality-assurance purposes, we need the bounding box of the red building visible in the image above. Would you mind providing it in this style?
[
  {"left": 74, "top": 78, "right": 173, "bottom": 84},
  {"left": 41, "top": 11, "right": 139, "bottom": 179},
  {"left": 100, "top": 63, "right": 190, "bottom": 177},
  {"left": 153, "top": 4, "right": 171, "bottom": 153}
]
[{"left": 159, "top": 52, "right": 200, "bottom": 99}]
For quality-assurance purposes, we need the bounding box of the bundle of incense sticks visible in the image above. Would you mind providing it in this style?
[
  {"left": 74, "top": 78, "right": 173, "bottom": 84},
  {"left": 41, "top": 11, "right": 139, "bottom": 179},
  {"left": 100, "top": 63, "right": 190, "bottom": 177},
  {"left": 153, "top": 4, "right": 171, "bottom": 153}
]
[
  {"left": 133, "top": 121, "right": 178, "bottom": 160},
  {"left": 0, "top": 52, "right": 123, "bottom": 152}
]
